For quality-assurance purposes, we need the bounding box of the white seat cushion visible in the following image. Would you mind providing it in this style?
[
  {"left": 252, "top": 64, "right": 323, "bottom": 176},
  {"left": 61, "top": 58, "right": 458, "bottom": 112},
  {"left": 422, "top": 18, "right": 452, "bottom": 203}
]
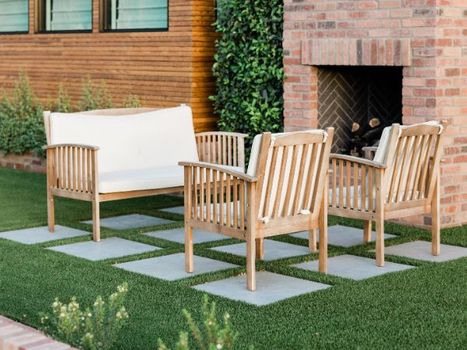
[{"left": 99, "top": 166, "right": 184, "bottom": 193}]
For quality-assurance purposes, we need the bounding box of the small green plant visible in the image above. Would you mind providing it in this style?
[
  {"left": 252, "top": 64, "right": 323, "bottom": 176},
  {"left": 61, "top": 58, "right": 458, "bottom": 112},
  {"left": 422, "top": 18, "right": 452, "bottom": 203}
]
[
  {"left": 158, "top": 295, "right": 243, "bottom": 350},
  {"left": 78, "top": 77, "right": 113, "bottom": 111},
  {"left": 122, "top": 94, "right": 142, "bottom": 108},
  {"left": 40, "top": 283, "right": 129, "bottom": 350},
  {"left": 54, "top": 84, "right": 72, "bottom": 112},
  {"left": 0, "top": 71, "right": 45, "bottom": 156}
]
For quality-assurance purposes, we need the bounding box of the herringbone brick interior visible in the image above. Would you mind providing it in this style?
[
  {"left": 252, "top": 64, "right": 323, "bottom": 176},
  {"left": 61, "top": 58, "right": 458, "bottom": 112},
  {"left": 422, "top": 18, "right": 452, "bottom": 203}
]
[{"left": 318, "top": 66, "right": 403, "bottom": 153}]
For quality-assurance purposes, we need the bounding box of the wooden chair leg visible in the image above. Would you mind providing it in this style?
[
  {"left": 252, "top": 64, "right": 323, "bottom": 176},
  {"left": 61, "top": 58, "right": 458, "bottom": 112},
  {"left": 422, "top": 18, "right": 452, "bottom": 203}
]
[
  {"left": 318, "top": 215, "right": 328, "bottom": 273},
  {"left": 92, "top": 199, "right": 101, "bottom": 242},
  {"left": 375, "top": 217, "right": 385, "bottom": 267},
  {"left": 255, "top": 238, "right": 264, "bottom": 260},
  {"left": 375, "top": 171, "right": 384, "bottom": 267},
  {"left": 363, "top": 220, "right": 372, "bottom": 243},
  {"left": 47, "top": 191, "right": 55, "bottom": 233},
  {"left": 185, "top": 225, "right": 194, "bottom": 273},
  {"left": 431, "top": 176, "right": 441, "bottom": 256},
  {"left": 308, "top": 229, "right": 318, "bottom": 253},
  {"left": 246, "top": 235, "right": 256, "bottom": 291}
]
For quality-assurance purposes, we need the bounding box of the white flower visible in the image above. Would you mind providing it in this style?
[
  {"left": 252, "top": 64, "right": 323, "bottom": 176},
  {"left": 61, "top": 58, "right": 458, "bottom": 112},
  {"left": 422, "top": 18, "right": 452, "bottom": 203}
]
[{"left": 217, "top": 343, "right": 223, "bottom": 349}]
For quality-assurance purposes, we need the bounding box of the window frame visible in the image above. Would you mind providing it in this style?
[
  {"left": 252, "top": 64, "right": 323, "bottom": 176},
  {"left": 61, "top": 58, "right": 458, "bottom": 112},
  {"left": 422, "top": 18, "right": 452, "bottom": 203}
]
[
  {"left": 37, "top": 0, "right": 93, "bottom": 34},
  {"left": 0, "top": 0, "right": 29, "bottom": 35},
  {"left": 101, "top": 0, "right": 169, "bottom": 33}
]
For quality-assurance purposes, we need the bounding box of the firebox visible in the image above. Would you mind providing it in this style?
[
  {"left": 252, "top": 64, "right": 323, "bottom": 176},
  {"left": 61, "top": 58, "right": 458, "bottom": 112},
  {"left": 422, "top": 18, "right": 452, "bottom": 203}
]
[{"left": 317, "top": 66, "right": 402, "bottom": 155}]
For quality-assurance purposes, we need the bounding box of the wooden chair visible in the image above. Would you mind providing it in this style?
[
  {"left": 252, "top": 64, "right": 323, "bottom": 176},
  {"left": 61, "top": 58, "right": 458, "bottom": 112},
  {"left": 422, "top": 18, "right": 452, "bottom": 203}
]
[
  {"left": 328, "top": 121, "right": 446, "bottom": 266},
  {"left": 180, "top": 128, "right": 334, "bottom": 291}
]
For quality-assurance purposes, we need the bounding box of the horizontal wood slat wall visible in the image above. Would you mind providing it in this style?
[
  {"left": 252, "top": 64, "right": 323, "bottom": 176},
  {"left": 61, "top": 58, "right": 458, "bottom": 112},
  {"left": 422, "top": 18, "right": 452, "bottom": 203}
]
[{"left": 0, "top": 0, "right": 216, "bottom": 131}]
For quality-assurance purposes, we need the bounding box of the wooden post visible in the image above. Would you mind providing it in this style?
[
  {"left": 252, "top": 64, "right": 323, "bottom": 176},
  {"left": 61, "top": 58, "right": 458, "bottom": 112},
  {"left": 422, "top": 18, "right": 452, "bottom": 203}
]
[
  {"left": 308, "top": 229, "right": 318, "bottom": 252},
  {"left": 318, "top": 175, "right": 328, "bottom": 273},
  {"left": 247, "top": 182, "right": 257, "bottom": 291},
  {"left": 184, "top": 167, "right": 194, "bottom": 272},
  {"left": 431, "top": 175, "right": 440, "bottom": 256},
  {"left": 46, "top": 148, "right": 55, "bottom": 233},
  {"left": 363, "top": 220, "right": 372, "bottom": 243},
  {"left": 375, "top": 169, "right": 385, "bottom": 267},
  {"left": 91, "top": 150, "right": 100, "bottom": 242},
  {"left": 255, "top": 238, "right": 264, "bottom": 260}
]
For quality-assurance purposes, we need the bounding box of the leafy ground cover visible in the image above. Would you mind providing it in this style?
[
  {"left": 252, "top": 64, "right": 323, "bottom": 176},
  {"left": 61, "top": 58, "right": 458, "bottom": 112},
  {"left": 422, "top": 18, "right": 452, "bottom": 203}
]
[{"left": 0, "top": 167, "right": 466, "bottom": 349}]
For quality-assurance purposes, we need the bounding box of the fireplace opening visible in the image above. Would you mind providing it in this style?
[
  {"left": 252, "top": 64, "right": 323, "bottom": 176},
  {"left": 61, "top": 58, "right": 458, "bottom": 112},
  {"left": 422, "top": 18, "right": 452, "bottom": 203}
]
[{"left": 318, "top": 66, "right": 403, "bottom": 155}]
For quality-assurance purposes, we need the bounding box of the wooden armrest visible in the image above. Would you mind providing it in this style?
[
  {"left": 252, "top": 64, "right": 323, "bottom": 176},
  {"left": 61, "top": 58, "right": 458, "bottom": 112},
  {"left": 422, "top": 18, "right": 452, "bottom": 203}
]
[
  {"left": 361, "top": 146, "right": 378, "bottom": 152},
  {"left": 43, "top": 143, "right": 100, "bottom": 151},
  {"left": 179, "top": 161, "right": 257, "bottom": 182},
  {"left": 330, "top": 154, "right": 386, "bottom": 169},
  {"left": 46, "top": 144, "right": 99, "bottom": 194}
]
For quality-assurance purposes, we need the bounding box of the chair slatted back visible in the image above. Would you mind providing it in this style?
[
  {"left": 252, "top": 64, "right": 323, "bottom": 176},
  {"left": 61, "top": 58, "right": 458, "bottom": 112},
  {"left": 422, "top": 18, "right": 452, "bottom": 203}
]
[
  {"left": 255, "top": 129, "right": 334, "bottom": 222},
  {"left": 384, "top": 122, "right": 445, "bottom": 204}
]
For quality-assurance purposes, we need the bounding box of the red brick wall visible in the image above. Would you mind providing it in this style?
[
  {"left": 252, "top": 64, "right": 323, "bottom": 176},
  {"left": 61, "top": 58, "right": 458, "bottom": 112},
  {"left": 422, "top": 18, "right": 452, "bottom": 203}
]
[
  {"left": 0, "top": 153, "right": 46, "bottom": 173},
  {"left": 283, "top": 0, "right": 467, "bottom": 227}
]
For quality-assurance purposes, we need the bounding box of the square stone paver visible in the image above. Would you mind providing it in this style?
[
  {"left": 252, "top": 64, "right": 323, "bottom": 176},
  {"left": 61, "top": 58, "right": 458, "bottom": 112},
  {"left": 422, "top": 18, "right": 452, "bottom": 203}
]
[
  {"left": 290, "top": 225, "right": 397, "bottom": 248},
  {"left": 82, "top": 214, "right": 174, "bottom": 230},
  {"left": 114, "top": 253, "right": 238, "bottom": 281},
  {"left": 211, "top": 240, "right": 309, "bottom": 261},
  {"left": 48, "top": 237, "right": 160, "bottom": 261},
  {"left": 0, "top": 225, "right": 89, "bottom": 245},
  {"left": 145, "top": 227, "right": 230, "bottom": 244},
  {"left": 293, "top": 254, "right": 414, "bottom": 280},
  {"left": 160, "top": 206, "right": 185, "bottom": 216},
  {"left": 384, "top": 241, "right": 467, "bottom": 262},
  {"left": 194, "top": 271, "right": 331, "bottom": 306}
]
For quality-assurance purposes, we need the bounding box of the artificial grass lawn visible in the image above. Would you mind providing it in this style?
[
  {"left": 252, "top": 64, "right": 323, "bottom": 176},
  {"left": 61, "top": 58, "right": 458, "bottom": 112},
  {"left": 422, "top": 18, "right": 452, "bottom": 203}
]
[{"left": 0, "top": 167, "right": 466, "bottom": 349}]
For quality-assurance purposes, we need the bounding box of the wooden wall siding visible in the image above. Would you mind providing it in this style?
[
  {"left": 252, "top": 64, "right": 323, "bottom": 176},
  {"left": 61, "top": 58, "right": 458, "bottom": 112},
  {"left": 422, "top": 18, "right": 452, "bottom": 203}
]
[{"left": 0, "top": 0, "right": 217, "bottom": 131}]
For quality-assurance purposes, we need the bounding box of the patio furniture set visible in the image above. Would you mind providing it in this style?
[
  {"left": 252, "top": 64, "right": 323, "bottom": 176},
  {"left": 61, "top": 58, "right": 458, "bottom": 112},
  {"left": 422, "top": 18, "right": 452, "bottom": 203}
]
[{"left": 43, "top": 106, "right": 446, "bottom": 291}]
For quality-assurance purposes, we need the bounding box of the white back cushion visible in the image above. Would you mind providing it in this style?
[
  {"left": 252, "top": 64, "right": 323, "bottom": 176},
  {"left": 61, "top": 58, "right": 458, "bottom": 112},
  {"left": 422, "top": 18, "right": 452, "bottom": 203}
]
[{"left": 49, "top": 105, "right": 199, "bottom": 173}]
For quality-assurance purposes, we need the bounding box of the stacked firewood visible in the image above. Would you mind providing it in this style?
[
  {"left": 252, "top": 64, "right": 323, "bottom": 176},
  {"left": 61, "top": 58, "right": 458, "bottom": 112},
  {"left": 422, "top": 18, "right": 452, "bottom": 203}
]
[{"left": 349, "top": 117, "right": 384, "bottom": 156}]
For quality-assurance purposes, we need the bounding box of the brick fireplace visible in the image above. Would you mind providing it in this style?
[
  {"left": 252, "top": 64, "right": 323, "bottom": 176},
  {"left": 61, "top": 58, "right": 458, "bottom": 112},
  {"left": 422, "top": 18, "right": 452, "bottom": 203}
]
[{"left": 283, "top": 0, "right": 467, "bottom": 227}]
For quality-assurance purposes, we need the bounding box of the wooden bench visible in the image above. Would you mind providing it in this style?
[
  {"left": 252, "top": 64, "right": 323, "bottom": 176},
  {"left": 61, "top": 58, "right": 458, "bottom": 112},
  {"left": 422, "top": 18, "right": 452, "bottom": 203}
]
[{"left": 44, "top": 105, "right": 247, "bottom": 241}]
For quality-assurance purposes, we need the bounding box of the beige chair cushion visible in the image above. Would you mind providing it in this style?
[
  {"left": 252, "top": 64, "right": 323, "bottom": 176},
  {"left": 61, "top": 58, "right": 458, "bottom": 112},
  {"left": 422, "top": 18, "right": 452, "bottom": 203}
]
[
  {"left": 99, "top": 166, "right": 183, "bottom": 193},
  {"left": 49, "top": 105, "right": 199, "bottom": 174}
]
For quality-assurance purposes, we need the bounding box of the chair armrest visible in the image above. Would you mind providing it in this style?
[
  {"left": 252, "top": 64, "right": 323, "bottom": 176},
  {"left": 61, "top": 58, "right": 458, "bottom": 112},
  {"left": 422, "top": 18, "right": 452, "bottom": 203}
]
[
  {"left": 330, "top": 154, "right": 386, "bottom": 169},
  {"left": 44, "top": 143, "right": 100, "bottom": 151},
  {"left": 179, "top": 161, "right": 257, "bottom": 183},
  {"left": 46, "top": 144, "right": 99, "bottom": 194},
  {"left": 361, "top": 146, "right": 378, "bottom": 161},
  {"left": 195, "top": 132, "right": 248, "bottom": 169}
]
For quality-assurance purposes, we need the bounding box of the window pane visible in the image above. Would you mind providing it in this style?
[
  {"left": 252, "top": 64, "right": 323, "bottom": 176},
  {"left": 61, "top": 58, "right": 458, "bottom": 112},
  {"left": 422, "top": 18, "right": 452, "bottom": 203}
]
[
  {"left": 110, "top": 0, "right": 168, "bottom": 30},
  {"left": 45, "top": 0, "right": 92, "bottom": 31},
  {"left": 0, "top": 0, "right": 28, "bottom": 33}
]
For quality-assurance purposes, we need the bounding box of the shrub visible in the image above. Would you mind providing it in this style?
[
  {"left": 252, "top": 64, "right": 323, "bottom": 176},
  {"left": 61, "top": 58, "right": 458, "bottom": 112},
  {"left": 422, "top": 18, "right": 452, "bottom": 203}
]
[
  {"left": 54, "top": 84, "right": 72, "bottom": 113},
  {"left": 0, "top": 72, "right": 45, "bottom": 156},
  {"left": 122, "top": 94, "right": 142, "bottom": 108},
  {"left": 78, "top": 77, "right": 113, "bottom": 111},
  {"left": 211, "top": 0, "right": 284, "bottom": 143},
  {"left": 158, "top": 295, "right": 245, "bottom": 350},
  {"left": 40, "top": 283, "right": 129, "bottom": 350}
]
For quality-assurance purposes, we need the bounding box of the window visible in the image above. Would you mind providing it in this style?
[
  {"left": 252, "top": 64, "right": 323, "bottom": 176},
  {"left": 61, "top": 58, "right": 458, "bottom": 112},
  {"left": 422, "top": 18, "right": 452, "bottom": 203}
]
[
  {"left": 0, "top": 0, "right": 29, "bottom": 33},
  {"left": 103, "top": 0, "right": 168, "bottom": 31},
  {"left": 40, "top": 0, "right": 92, "bottom": 32}
]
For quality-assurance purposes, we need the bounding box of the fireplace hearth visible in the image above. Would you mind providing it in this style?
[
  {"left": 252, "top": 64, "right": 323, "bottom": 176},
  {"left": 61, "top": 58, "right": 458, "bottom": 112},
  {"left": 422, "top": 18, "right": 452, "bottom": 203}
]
[{"left": 283, "top": 0, "right": 466, "bottom": 227}]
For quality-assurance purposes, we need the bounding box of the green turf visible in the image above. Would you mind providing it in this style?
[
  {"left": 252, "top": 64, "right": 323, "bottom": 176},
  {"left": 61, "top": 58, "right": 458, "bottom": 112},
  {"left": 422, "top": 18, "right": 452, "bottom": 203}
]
[{"left": 0, "top": 167, "right": 466, "bottom": 349}]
